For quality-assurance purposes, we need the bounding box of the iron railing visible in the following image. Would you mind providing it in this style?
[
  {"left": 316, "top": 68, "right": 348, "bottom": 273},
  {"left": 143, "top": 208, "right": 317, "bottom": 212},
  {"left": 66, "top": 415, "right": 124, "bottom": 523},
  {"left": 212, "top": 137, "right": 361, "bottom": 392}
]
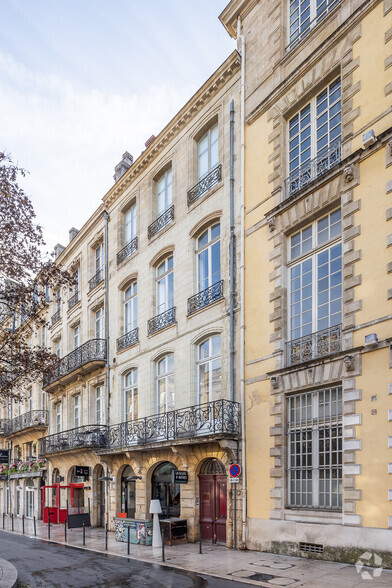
[
  {"left": 117, "top": 237, "right": 138, "bottom": 265},
  {"left": 187, "top": 165, "right": 222, "bottom": 206},
  {"left": 4, "top": 410, "right": 48, "bottom": 436},
  {"left": 68, "top": 291, "right": 80, "bottom": 310},
  {"left": 285, "top": 142, "right": 341, "bottom": 200},
  {"left": 287, "top": 324, "right": 342, "bottom": 366},
  {"left": 51, "top": 309, "right": 61, "bottom": 326},
  {"left": 117, "top": 327, "right": 139, "bottom": 352},
  {"left": 88, "top": 268, "right": 104, "bottom": 292},
  {"left": 106, "top": 399, "right": 240, "bottom": 449},
  {"left": 40, "top": 424, "right": 107, "bottom": 455},
  {"left": 188, "top": 280, "right": 224, "bottom": 315},
  {"left": 147, "top": 307, "right": 176, "bottom": 336},
  {"left": 0, "top": 419, "right": 9, "bottom": 434},
  {"left": 148, "top": 205, "right": 174, "bottom": 239},
  {"left": 287, "top": 0, "right": 341, "bottom": 51},
  {"left": 43, "top": 339, "right": 107, "bottom": 388}
]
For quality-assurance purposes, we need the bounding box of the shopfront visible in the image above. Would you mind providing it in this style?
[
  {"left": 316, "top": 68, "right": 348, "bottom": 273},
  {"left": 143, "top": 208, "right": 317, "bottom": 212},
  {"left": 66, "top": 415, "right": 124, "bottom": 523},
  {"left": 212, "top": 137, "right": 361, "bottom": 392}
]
[
  {"left": 151, "top": 461, "right": 180, "bottom": 518},
  {"left": 120, "top": 466, "right": 136, "bottom": 519}
]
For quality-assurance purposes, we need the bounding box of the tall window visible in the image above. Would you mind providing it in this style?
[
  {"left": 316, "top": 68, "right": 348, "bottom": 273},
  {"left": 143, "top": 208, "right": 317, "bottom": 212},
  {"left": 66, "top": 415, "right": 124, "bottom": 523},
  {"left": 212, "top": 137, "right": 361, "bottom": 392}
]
[
  {"left": 56, "top": 402, "right": 62, "bottom": 433},
  {"left": 287, "top": 387, "right": 342, "bottom": 509},
  {"left": 41, "top": 325, "right": 46, "bottom": 348},
  {"left": 124, "top": 283, "right": 137, "bottom": 333},
  {"left": 124, "top": 203, "right": 136, "bottom": 244},
  {"left": 74, "top": 395, "right": 81, "bottom": 428},
  {"left": 95, "top": 308, "right": 104, "bottom": 339},
  {"left": 289, "top": 0, "right": 341, "bottom": 48},
  {"left": 55, "top": 289, "right": 61, "bottom": 312},
  {"left": 74, "top": 267, "right": 80, "bottom": 295},
  {"left": 124, "top": 370, "right": 138, "bottom": 421},
  {"left": 95, "top": 244, "right": 104, "bottom": 274},
  {"left": 156, "top": 169, "right": 172, "bottom": 216},
  {"left": 156, "top": 355, "right": 174, "bottom": 414},
  {"left": 55, "top": 339, "right": 61, "bottom": 358},
  {"left": 28, "top": 388, "right": 32, "bottom": 412},
  {"left": 41, "top": 389, "right": 46, "bottom": 411},
  {"left": 156, "top": 256, "right": 174, "bottom": 314},
  {"left": 197, "top": 223, "right": 220, "bottom": 292},
  {"left": 96, "top": 386, "right": 103, "bottom": 425},
  {"left": 197, "top": 336, "right": 221, "bottom": 405},
  {"left": 197, "top": 124, "right": 219, "bottom": 181},
  {"left": 73, "top": 325, "right": 80, "bottom": 349}
]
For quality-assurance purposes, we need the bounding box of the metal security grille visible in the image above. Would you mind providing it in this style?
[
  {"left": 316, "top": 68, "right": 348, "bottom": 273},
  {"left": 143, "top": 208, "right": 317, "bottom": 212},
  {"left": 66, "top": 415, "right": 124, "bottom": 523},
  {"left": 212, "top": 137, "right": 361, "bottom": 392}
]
[
  {"left": 287, "top": 387, "right": 342, "bottom": 509},
  {"left": 300, "top": 542, "right": 324, "bottom": 553}
]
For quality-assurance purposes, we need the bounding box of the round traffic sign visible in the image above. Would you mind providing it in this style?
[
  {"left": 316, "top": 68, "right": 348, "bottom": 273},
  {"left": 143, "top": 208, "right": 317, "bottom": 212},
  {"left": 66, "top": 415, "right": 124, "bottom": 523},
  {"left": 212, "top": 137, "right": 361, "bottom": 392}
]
[{"left": 229, "top": 463, "right": 241, "bottom": 478}]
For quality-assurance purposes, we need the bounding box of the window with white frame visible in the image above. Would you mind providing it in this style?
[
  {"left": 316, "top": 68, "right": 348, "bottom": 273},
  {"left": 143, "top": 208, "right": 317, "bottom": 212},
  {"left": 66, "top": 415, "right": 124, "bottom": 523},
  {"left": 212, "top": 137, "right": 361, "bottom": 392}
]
[
  {"left": 124, "top": 203, "right": 137, "bottom": 244},
  {"left": 55, "top": 339, "right": 61, "bottom": 358},
  {"left": 41, "top": 389, "right": 46, "bottom": 411},
  {"left": 95, "top": 243, "right": 104, "bottom": 274},
  {"left": 197, "top": 336, "right": 221, "bottom": 405},
  {"left": 41, "top": 325, "right": 46, "bottom": 348},
  {"left": 156, "top": 354, "right": 174, "bottom": 414},
  {"left": 287, "top": 386, "right": 342, "bottom": 509},
  {"left": 73, "top": 325, "right": 80, "bottom": 349},
  {"left": 156, "top": 169, "right": 172, "bottom": 217},
  {"left": 156, "top": 256, "right": 174, "bottom": 314},
  {"left": 55, "top": 289, "right": 61, "bottom": 312},
  {"left": 289, "top": 0, "right": 341, "bottom": 48},
  {"left": 287, "top": 78, "right": 341, "bottom": 196},
  {"left": 74, "top": 395, "right": 81, "bottom": 428},
  {"left": 197, "top": 123, "right": 219, "bottom": 181},
  {"left": 95, "top": 385, "right": 103, "bottom": 425},
  {"left": 124, "top": 282, "right": 137, "bottom": 333},
  {"left": 56, "top": 402, "right": 62, "bottom": 433},
  {"left": 124, "top": 370, "right": 138, "bottom": 421},
  {"left": 95, "top": 307, "right": 104, "bottom": 339},
  {"left": 74, "top": 267, "right": 80, "bottom": 295},
  {"left": 28, "top": 388, "right": 32, "bottom": 412},
  {"left": 197, "top": 223, "right": 220, "bottom": 292}
]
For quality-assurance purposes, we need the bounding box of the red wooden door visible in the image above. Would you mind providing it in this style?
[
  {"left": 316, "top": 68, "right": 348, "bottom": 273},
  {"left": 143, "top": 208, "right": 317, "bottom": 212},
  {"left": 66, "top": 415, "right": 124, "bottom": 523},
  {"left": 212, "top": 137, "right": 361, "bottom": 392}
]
[{"left": 199, "top": 474, "right": 227, "bottom": 544}]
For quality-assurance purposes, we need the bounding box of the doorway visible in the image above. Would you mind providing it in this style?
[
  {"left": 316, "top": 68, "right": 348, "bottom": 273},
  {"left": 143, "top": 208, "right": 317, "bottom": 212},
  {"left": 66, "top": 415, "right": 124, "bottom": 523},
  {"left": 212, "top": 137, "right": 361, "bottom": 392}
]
[
  {"left": 96, "top": 465, "right": 105, "bottom": 527},
  {"left": 120, "top": 466, "right": 136, "bottom": 519},
  {"left": 198, "top": 458, "right": 227, "bottom": 544},
  {"left": 25, "top": 479, "right": 35, "bottom": 519},
  {"left": 151, "top": 461, "right": 180, "bottom": 518}
]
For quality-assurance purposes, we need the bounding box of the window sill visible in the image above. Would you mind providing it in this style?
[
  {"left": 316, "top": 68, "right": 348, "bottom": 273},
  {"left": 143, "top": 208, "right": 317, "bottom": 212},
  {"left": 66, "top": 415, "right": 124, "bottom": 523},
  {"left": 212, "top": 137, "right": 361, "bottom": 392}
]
[{"left": 284, "top": 508, "right": 342, "bottom": 525}]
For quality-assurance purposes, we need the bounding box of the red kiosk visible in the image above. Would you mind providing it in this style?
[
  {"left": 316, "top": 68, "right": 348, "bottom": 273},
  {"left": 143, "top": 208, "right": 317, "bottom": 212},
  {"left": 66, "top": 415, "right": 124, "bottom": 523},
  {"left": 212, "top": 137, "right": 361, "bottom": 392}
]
[{"left": 42, "top": 482, "right": 84, "bottom": 524}]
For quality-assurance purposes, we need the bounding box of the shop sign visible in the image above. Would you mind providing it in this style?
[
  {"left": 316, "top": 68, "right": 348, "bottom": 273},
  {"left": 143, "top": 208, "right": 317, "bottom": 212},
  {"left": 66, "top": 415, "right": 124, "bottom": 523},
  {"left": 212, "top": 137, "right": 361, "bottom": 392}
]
[
  {"left": 172, "top": 470, "right": 188, "bottom": 484},
  {"left": 74, "top": 466, "right": 90, "bottom": 478},
  {"left": 0, "top": 450, "right": 9, "bottom": 464}
]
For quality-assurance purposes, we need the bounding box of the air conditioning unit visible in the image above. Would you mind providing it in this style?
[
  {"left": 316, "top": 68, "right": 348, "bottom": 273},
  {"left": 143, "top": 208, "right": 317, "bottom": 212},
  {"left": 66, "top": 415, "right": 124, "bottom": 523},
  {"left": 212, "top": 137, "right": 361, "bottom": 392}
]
[{"left": 362, "top": 129, "right": 376, "bottom": 149}]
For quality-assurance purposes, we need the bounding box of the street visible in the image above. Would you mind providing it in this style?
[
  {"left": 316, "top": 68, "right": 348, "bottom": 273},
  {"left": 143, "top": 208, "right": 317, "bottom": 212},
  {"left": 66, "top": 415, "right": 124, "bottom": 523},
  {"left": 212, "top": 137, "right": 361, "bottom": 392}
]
[{"left": 0, "top": 531, "right": 243, "bottom": 588}]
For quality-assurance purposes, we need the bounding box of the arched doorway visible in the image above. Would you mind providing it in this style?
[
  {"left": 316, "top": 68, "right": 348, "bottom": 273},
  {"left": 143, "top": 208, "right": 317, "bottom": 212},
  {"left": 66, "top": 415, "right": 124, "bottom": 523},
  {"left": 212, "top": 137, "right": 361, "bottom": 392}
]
[
  {"left": 120, "top": 466, "right": 136, "bottom": 519},
  {"left": 25, "top": 478, "right": 35, "bottom": 519},
  {"left": 151, "top": 462, "right": 180, "bottom": 518},
  {"left": 95, "top": 465, "right": 105, "bottom": 527},
  {"left": 198, "top": 458, "right": 227, "bottom": 544},
  {"left": 69, "top": 467, "right": 84, "bottom": 511}
]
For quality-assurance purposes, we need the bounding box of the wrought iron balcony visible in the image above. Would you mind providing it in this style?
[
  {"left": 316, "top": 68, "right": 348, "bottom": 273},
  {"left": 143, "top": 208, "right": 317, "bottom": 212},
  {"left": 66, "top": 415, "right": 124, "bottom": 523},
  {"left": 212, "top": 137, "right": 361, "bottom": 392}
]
[
  {"left": 0, "top": 419, "right": 9, "bottom": 435},
  {"left": 68, "top": 291, "right": 80, "bottom": 310},
  {"left": 286, "top": 324, "right": 342, "bottom": 366},
  {"left": 188, "top": 280, "right": 224, "bottom": 316},
  {"left": 51, "top": 309, "right": 61, "bottom": 327},
  {"left": 117, "top": 236, "right": 138, "bottom": 265},
  {"left": 40, "top": 424, "right": 107, "bottom": 455},
  {"left": 117, "top": 327, "right": 139, "bottom": 352},
  {"left": 43, "top": 339, "right": 107, "bottom": 389},
  {"left": 285, "top": 142, "right": 341, "bottom": 200},
  {"left": 147, "top": 307, "right": 176, "bottom": 336},
  {"left": 106, "top": 399, "right": 240, "bottom": 450},
  {"left": 187, "top": 164, "right": 222, "bottom": 206},
  {"left": 4, "top": 410, "right": 48, "bottom": 436},
  {"left": 88, "top": 268, "right": 104, "bottom": 292},
  {"left": 148, "top": 205, "right": 174, "bottom": 239}
]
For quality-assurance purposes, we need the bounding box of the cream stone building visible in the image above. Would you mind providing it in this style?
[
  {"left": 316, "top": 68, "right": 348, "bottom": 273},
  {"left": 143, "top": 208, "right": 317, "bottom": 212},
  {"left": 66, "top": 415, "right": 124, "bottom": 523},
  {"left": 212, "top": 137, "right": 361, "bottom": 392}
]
[{"left": 221, "top": 0, "right": 392, "bottom": 566}]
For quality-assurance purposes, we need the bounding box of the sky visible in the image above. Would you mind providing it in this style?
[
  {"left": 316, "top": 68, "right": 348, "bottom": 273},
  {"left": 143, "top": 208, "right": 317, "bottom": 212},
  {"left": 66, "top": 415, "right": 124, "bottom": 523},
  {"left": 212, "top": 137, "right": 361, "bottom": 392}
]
[{"left": 0, "top": 0, "right": 235, "bottom": 252}]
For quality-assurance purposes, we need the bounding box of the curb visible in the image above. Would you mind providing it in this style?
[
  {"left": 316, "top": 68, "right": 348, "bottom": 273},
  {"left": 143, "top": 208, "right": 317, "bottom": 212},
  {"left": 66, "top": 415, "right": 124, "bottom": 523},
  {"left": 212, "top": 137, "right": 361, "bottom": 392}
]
[{"left": 0, "top": 557, "right": 18, "bottom": 588}]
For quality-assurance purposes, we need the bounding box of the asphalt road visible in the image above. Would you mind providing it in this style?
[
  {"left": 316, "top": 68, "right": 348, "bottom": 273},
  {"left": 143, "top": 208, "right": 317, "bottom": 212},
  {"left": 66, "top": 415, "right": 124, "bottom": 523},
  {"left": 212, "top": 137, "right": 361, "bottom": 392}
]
[{"left": 0, "top": 531, "right": 243, "bottom": 588}]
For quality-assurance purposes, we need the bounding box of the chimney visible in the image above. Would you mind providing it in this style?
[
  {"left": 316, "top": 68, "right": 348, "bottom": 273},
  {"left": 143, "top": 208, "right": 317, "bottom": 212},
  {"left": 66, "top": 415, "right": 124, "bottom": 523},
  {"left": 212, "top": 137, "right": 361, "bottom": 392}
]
[
  {"left": 54, "top": 244, "right": 65, "bottom": 259},
  {"left": 113, "top": 151, "right": 133, "bottom": 182},
  {"left": 145, "top": 135, "right": 156, "bottom": 149},
  {"left": 69, "top": 227, "right": 79, "bottom": 242}
]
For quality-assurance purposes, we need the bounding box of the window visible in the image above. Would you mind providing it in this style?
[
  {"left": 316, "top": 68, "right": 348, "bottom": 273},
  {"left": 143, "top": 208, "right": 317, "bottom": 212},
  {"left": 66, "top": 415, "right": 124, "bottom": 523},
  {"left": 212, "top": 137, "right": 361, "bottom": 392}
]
[
  {"left": 55, "top": 339, "right": 61, "bottom": 358},
  {"left": 197, "top": 223, "right": 220, "bottom": 292},
  {"left": 41, "top": 389, "right": 46, "bottom": 411},
  {"left": 289, "top": 0, "right": 341, "bottom": 48},
  {"left": 73, "top": 325, "right": 80, "bottom": 349},
  {"left": 287, "top": 387, "right": 342, "bottom": 509},
  {"left": 28, "top": 388, "right": 32, "bottom": 412},
  {"left": 96, "top": 386, "right": 103, "bottom": 425},
  {"left": 55, "top": 289, "right": 61, "bottom": 312},
  {"left": 124, "top": 282, "right": 137, "bottom": 333},
  {"left": 74, "top": 268, "right": 80, "bottom": 295},
  {"left": 197, "top": 123, "right": 219, "bottom": 181},
  {"left": 95, "top": 308, "right": 104, "bottom": 339},
  {"left": 124, "top": 203, "right": 136, "bottom": 244},
  {"left": 124, "top": 370, "right": 138, "bottom": 421},
  {"left": 95, "top": 244, "right": 104, "bottom": 274},
  {"left": 156, "top": 169, "right": 172, "bottom": 217},
  {"left": 41, "top": 325, "right": 46, "bottom": 348},
  {"left": 156, "top": 354, "right": 174, "bottom": 414},
  {"left": 197, "top": 336, "right": 221, "bottom": 405},
  {"left": 74, "top": 395, "right": 81, "bottom": 428},
  {"left": 156, "top": 256, "right": 174, "bottom": 315},
  {"left": 56, "top": 402, "right": 62, "bottom": 433},
  {"left": 287, "top": 78, "right": 341, "bottom": 197}
]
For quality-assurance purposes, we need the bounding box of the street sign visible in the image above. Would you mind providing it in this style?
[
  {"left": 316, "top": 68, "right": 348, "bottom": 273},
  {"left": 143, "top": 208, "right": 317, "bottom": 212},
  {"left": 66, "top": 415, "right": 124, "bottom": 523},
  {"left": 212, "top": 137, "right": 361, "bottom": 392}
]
[
  {"left": 229, "top": 464, "right": 241, "bottom": 478},
  {"left": 229, "top": 477, "right": 240, "bottom": 484},
  {"left": 0, "top": 450, "right": 9, "bottom": 464},
  {"left": 172, "top": 470, "right": 188, "bottom": 484}
]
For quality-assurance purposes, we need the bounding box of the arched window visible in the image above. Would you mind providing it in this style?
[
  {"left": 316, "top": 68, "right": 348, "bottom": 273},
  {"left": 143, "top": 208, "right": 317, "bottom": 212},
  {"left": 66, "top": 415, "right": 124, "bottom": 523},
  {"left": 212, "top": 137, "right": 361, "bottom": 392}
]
[
  {"left": 124, "top": 282, "right": 137, "bottom": 333},
  {"left": 124, "top": 369, "right": 138, "bottom": 422},
  {"left": 197, "top": 223, "right": 220, "bottom": 293},
  {"left": 197, "top": 335, "right": 221, "bottom": 405},
  {"left": 156, "top": 256, "right": 173, "bottom": 314},
  {"left": 156, "top": 354, "right": 174, "bottom": 413},
  {"left": 151, "top": 461, "right": 180, "bottom": 518}
]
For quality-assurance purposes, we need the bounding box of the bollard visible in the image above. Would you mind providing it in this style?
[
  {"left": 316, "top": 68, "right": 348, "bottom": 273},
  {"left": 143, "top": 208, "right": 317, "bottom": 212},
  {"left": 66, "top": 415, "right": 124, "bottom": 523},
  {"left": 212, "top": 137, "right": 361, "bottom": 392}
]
[
  {"left": 161, "top": 529, "right": 165, "bottom": 562},
  {"left": 11, "top": 513, "right": 14, "bottom": 532},
  {"left": 83, "top": 522, "right": 85, "bottom": 546},
  {"left": 105, "top": 524, "right": 108, "bottom": 551},
  {"left": 48, "top": 512, "right": 50, "bottom": 540},
  {"left": 22, "top": 514, "right": 25, "bottom": 535},
  {"left": 199, "top": 524, "right": 202, "bottom": 554},
  {"left": 64, "top": 521, "right": 67, "bottom": 543},
  {"left": 33, "top": 516, "right": 36, "bottom": 536},
  {"left": 2, "top": 512, "right": 4, "bottom": 530},
  {"left": 127, "top": 526, "right": 130, "bottom": 556}
]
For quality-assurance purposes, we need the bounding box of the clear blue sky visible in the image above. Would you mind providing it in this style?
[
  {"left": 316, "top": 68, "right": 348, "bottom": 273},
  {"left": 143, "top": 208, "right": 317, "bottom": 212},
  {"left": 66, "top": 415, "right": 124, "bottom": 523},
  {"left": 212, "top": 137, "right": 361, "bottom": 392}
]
[{"left": 0, "top": 0, "right": 234, "bottom": 250}]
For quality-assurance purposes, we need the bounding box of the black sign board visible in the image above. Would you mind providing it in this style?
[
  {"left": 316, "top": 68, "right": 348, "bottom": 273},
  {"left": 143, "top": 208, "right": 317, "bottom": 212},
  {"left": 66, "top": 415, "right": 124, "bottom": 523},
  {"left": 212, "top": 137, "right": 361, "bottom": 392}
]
[
  {"left": 74, "top": 466, "right": 90, "bottom": 479},
  {"left": 0, "top": 450, "right": 9, "bottom": 464},
  {"left": 172, "top": 470, "right": 188, "bottom": 485}
]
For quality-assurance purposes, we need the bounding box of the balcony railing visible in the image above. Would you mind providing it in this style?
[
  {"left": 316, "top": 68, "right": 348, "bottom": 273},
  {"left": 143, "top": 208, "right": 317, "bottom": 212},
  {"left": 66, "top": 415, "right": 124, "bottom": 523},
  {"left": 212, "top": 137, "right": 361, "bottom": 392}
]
[
  {"left": 43, "top": 339, "right": 107, "bottom": 388},
  {"left": 148, "top": 205, "right": 174, "bottom": 239},
  {"left": 187, "top": 164, "right": 222, "bottom": 206},
  {"left": 40, "top": 424, "right": 107, "bottom": 455},
  {"left": 88, "top": 268, "right": 104, "bottom": 292},
  {"left": 106, "top": 399, "right": 240, "bottom": 450},
  {"left": 51, "top": 309, "right": 61, "bottom": 326},
  {"left": 285, "top": 142, "right": 341, "bottom": 200},
  {"left": 286, "top": 324, "right": 342, "bottom": 366},
  {"left": 4, "top": 410, "right": 48, "bottom": 436},
  {"left": 117, "top": 236, "right": 138, "bottom": 265},
  {"left": 187, "top": 280, "right": 224, "bottom": 316},
  {"left": 147, "top": 307, "right": 176, "bottom": 336},
  {"left": 68, "top": 291, "right": 80, "bottom": 310},
  {"left": 0, "top": 419, "right": 9, "bottom": 435},
  {"left": 117, "top": 327, "right": 139, "bottom": 352},
  {"left": 287, "top": 0, "right": 341, "bottom": 51}
]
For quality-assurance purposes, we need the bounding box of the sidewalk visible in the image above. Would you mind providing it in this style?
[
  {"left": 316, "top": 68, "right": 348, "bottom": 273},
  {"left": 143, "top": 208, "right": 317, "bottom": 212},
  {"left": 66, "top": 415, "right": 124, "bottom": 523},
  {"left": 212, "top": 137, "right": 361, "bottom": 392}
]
[{"left": 1, "top": 515, "right": 392, "bottom": 587}]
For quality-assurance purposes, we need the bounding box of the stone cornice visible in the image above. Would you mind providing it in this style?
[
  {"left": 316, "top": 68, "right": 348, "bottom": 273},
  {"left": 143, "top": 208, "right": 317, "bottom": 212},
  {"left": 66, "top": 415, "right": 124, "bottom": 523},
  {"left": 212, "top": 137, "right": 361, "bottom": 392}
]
[{"left": 219, "top": 0, "right": 259, "bottom": 38}]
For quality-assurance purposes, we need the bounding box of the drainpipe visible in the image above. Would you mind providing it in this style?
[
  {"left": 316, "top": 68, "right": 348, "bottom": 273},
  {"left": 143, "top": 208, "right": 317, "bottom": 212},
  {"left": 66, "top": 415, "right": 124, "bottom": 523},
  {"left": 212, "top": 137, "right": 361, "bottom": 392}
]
[
  {"left": 229, "top": 99, "right": 235, "bottom": 404},
  {"left": 237, "top": 16, "right": 247, "bottom": 551},
  {"left": 103, "top": 211, "right": 110, "bottom": 429}
]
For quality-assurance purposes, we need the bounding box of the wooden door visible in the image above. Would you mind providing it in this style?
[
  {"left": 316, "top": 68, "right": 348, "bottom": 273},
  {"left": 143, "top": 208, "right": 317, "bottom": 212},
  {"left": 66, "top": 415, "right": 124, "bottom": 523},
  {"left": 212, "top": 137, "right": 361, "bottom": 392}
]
[{"left": 199, "top": 474, "right": 227, "bottom": 544}]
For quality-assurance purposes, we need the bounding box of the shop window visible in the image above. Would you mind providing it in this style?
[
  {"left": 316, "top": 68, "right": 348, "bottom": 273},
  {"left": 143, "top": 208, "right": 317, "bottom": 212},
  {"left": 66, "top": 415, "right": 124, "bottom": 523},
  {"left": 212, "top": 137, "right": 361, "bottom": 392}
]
[{"left": 151, "top": 461, "right": 180, "bottom": 518}]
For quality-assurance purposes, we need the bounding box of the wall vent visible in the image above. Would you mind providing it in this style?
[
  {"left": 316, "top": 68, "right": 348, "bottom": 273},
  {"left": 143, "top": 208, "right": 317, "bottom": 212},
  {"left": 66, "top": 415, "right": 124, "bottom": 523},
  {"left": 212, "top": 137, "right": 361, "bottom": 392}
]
[{"left": 299, "top": 542, "right": 324, "bottom": 554}]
